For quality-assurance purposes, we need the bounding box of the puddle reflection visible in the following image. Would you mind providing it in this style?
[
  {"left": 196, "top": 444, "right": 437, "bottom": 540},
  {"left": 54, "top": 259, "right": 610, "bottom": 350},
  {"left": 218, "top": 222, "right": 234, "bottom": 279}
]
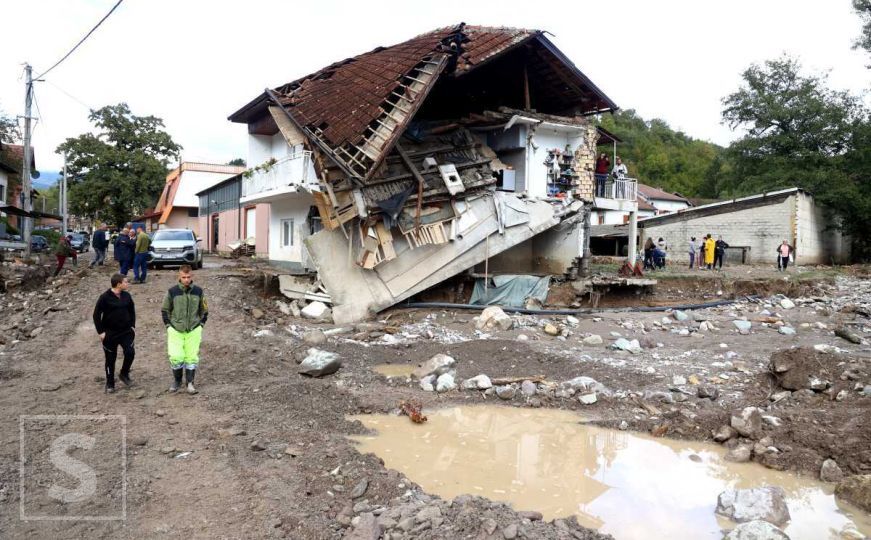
[{"left": 349, "top": 405, "right": 870, "bottom": 540}]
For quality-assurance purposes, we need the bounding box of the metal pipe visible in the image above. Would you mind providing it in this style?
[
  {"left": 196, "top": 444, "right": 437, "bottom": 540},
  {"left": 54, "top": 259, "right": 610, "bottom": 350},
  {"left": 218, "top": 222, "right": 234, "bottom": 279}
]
[{"left": 395, "top": 297, "right": 752, "bottom": 315}]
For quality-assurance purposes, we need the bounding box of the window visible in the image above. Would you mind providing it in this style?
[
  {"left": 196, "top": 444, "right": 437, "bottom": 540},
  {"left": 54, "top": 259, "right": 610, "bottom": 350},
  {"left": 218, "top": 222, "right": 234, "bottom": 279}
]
[
  {"left": 0, "top": 183, "right": 5, "bottom": 204},
  {"left": 281, "top": 218, "right": 294, "bottom": 247}
]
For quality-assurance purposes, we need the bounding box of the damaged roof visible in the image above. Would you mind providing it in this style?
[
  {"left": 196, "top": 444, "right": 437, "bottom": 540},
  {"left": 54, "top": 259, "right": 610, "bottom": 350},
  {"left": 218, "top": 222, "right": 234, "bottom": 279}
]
[{"left": 229, "top": 23, "right": 617, "bottom": 182}]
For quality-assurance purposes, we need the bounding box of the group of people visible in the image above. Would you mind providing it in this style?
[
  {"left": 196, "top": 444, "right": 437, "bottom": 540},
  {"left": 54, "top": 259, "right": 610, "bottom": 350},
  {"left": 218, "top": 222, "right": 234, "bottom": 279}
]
[
  {"left": 642, "top": 237, "right": 669, "bottom": 270},
  {"left": 113, "top": 225, "right": 152, "bottom": 283},
  {"left": 688, "top": 235, "right": 730, "bottom": 270},
  {"left": 92, "top": 264, "right": 209, "bottom": 394},
  {"left": 594, "top": 154, "right": 629, "bottom": 197}
]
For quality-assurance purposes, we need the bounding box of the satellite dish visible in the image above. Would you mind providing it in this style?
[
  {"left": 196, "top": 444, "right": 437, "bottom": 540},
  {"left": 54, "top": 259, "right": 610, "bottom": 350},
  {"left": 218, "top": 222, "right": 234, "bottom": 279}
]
[{"left": 31, "top": 170, "right": 40, "bottom": 179}]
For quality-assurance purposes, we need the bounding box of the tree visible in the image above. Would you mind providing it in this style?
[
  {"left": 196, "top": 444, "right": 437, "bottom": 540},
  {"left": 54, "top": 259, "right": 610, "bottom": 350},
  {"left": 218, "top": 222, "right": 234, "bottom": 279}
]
[
  {"left": 57, "top": 103, "right": 181, "bottom": 227},
  {"left": 227, "top": 158, "right": 246, "bottom": 167},
  {"left": 853, "top": 0, "right": 871, "bottom": 59},
  {"left": 0, "top": 104, "right": 21, "bottom": 143},
  {"left": 720, "top": 56, "right": 871, "bottom": 257}
]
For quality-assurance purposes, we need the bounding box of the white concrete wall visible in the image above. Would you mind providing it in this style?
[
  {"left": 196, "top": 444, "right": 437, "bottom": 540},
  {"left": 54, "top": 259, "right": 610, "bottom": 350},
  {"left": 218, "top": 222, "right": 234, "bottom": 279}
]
[
  {"left": 795, "top": 191, "right": 850, "bottom": 264},
  {"left": 525, "top": 127, "right": 586, "bottom": 199},
  {"left": 267, "top": 195, "right": 314, "bottom": 266},
  {"left": 248, "top": 134, "right": 272, "bottom": 168},
  {"left": 640, "top": 197, "right": 794, "bottom": 264},
  {"left": 650, "top": 199, "right": 689, "bottom": 213},
  {"left": 595, "top": 209, "right": 654, "bottom": 225}
]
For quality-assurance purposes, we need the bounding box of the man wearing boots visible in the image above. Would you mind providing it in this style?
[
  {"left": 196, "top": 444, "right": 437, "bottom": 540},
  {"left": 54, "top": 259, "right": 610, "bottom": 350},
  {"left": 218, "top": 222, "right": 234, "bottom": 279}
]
[
  {"left": 161, "top": 264, "right": 208, "bottom": 394},
  {"left": 93, "top": 273, "right": 136, "bottom": 393}
]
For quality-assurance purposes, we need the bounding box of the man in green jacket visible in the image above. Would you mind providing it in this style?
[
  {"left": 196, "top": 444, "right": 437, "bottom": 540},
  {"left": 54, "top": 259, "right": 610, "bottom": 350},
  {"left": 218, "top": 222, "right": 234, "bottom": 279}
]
[
  {"left": 161, "top": 265, "right": 208, "bottom": 394},
  {"left": 132, "top": 226, "right": 151, "bottom": 284}
]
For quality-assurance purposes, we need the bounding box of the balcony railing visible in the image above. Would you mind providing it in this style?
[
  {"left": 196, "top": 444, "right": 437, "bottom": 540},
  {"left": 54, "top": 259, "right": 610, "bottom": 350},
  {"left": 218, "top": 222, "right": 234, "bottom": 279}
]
[
  {"left": 595, "top": 174, "right": 637, "bottom": 202},
  {"left": 241, "top": 151, "right": 317, "bottom": 198}
]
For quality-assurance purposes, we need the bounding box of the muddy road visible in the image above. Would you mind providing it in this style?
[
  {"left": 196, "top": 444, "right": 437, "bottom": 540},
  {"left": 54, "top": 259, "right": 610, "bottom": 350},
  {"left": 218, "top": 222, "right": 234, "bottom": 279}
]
[{"left": 1, "top": 258, "right": 870, "bottom": 539}]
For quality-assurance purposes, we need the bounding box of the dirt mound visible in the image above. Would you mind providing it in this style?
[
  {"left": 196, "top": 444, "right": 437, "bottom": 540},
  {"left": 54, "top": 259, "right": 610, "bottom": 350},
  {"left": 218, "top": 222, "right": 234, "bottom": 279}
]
[
  {"left": 769, "top": 347, "right": 839, "bottom": 390},
  {"left": 731, "top": 278, "right": 830, "bottom": 298}
]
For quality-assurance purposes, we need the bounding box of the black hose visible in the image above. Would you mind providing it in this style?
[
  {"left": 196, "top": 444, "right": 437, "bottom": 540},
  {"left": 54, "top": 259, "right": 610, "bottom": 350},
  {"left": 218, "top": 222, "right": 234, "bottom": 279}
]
[{"left": 397, "top": 296, "right": 756, "bottom": 315}]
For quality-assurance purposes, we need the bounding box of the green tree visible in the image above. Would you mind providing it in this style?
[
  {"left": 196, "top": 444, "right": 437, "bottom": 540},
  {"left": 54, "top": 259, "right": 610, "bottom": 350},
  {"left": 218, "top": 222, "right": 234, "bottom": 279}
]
[
  {"left": 854, "top": 0, "right": 871, "bottom": 58},
  {"left": 0, "top": 104, "right": 20, "bottom": 143},
  {"left": 227, "top": 158, "right": 246, "bottom": 167},
  {"left": 57, "top": 103, "right": 181, "bottom": 227},
  {"left": 720, "top": 56, "right": 870, "bottom": 258}
]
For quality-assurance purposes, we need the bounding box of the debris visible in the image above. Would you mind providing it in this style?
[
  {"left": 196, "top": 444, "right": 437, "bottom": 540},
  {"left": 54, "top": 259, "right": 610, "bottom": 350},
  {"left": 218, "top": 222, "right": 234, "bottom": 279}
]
[
  {"left": 491, "top": 375, "right": 546, "bottom": 386},
  {"left": 733, "top": 320, "right": 752, "bottom": 334},
  {"left": 769, "top": 347, "right": 836, "bottom": 391},
  {"left": 578, "top": 392, "right": 597, "bottom": 405},
  {"left": 302, "top": 330, "right": 328, "bottom": 345},
  {"left": 475, "top": 306, "right": 513, "bottom": 331},
  {"left": 412, "top": 353, "right": 456, "bottom": 379},
  {"left": 723, "top": 521, "right": 790, "bottom": 540},
  {"left": 543, "top": 323, "right": 559, "bottom": 336},
  {"left": 398, "top": 400, "right": 427, "bottom": 423},
  {"left": 777, "top": 327, "right": 796, "bottom": 336},
  {"left": 820, "top": 459, "right": 845, "bottom": 483},
  {"left": 520, "top": 380, "right": 537, "bottom": 397},
  {"left": 461, "top": 374, "right": 492, "bottom": 390},
  {"left": 297, "top": 348, "right": 342, "bottom": 377},
  {"left": 730, "top": 407, "right": 763, "bottom": 440},
  {"left": 835, "top": 326, "right": 862, "bottom": 344},
  {"left": 495, "top": 385, "right": 516, "bottom": 400},
  {"left": 715, "top": 486, "right": 791, "bottom": 526},
  {"left": 582, "top": 334, "right": 603, "bottom": 346},
  {"left": 611, "top": 338, "right": 642, "bottom": 354},
  {"left": 713, "top": 425, "right": 737, "bottom": 442},
  {"left": 435, "top": 372, "right": 457, "bottom": 393},
  {"left": 301, "top": 301, "right": 331, "bottom": 320},
  {"left": 779, "top": 298, "right": 795, "bottom": 310}
]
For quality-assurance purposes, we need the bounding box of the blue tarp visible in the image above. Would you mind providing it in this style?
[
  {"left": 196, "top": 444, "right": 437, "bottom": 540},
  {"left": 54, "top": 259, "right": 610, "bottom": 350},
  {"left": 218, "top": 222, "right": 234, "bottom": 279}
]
[{"left": 470, "top": 274, "right": 551, "bottom": 307}]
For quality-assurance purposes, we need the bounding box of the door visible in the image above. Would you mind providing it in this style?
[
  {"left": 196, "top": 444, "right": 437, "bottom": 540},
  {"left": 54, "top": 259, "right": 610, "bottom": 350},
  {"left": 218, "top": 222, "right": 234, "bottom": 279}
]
[
  {"left": 245, "top": 207, "right": 256, "bottom": 239},
  {"left": 211, "top": 214, "right": 219, "bottom": 251}
]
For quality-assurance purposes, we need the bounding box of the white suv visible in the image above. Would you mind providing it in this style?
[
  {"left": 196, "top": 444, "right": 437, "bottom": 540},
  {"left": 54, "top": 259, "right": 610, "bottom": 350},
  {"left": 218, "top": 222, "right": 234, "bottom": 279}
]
[{"left": 148, "top": 228, "right": 203, "bottom": 269}]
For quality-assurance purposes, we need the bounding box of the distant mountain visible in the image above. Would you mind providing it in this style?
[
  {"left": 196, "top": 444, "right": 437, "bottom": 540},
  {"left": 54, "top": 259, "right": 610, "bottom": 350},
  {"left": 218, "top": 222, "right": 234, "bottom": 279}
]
[{"left": 32, "top": 170, "right": 60, "bottom": 190}]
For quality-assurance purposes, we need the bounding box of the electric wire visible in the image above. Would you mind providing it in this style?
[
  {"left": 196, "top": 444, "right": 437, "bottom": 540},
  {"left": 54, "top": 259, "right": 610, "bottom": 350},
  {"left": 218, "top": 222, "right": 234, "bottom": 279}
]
[{"left": 35, "top": 0, "right": 125, "bottom": 80}]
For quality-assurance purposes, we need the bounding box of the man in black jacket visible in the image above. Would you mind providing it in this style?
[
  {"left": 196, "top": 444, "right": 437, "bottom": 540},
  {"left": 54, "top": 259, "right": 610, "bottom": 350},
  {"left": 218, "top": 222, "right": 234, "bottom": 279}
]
[
  {"left": 93, "top": 273, "right": 136, "bottom": 393},
  {"left": 714, "top": 236, "right": 730, "bottom": 270},
  {"left": 90, "top": 225, "right": 109, "bottom": 267}
]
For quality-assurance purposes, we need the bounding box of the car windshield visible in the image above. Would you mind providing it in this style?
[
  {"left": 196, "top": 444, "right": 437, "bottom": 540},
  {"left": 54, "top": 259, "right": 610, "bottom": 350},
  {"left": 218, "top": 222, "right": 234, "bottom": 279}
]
[
  {"left": 153, "top": 231, "right": 193, "bottom": 242},
  {"left": 71, "top": 234, "right": 85, "bottom": 241}
]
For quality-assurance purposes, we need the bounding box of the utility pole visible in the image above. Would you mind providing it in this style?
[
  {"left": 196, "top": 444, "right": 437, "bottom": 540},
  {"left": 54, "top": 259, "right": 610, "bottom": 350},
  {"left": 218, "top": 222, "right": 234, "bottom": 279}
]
[
  {"left": 22, "top": 63, "right": 33, "bottom": 257},
  {"left": 62, "top": 154, "right": 68, "bottom": 233}
]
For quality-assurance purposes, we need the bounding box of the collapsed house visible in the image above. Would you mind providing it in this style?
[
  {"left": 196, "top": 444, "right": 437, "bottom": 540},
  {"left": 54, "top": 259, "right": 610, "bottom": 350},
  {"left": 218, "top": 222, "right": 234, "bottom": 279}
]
[{"left": 229, "top": 24, "right": 635, "bottom": 323}]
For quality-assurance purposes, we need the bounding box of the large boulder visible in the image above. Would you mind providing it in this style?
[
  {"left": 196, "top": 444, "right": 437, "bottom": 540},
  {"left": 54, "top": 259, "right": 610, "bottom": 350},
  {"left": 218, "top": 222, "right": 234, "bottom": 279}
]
[
  {"left": 716, "top": 486, "right": 791, "bottom": 526},
  {"left": 297, "top": 349, "right": 341, "bottom": 377},
  {"left": 475, "top": 306, "right": 513, "bottom": 331},
  {"left": 835, "top": 475, "right": 871, "bottom": 512},
  {"left": 769, "top": 347, "right": 836, "bottom": 391},
  {"left": 435, "top": 372, "right": 457, "bottom": 393},
  {"left": 731, "top": 407, "right": 763, "bottom": 439},
  {"left": 412, "top": 353, "right": 456, "bottom": 379},
  {"left": 820, "top": 459, "right": 845, "bottom": 483},
  {"left": 724, "top": 521, "right": 790, "bottom": 540},
  {"left": 462, "top": 374, "right": 492, "bottom": 390}
]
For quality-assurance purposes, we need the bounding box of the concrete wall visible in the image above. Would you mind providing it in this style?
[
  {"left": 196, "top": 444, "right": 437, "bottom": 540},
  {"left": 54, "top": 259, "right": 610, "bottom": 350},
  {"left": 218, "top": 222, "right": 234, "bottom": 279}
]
[
  {"left": 197, "top": 203, "right": 270, "bottom": 255},
  {"left": 267, "top": 195, "right": 314, "bottom": 267},
  {"left": 163, "top": 209, "right": 200, "bottom": 236},
  {"left": 639, "top": 193, "right": 849, "bottom": 265},
  {"left": 595, "top": 208, "right": 655, "bottom": 225},
  {"left": 650, "top": 200, "right": 689, "bottom": 213}
]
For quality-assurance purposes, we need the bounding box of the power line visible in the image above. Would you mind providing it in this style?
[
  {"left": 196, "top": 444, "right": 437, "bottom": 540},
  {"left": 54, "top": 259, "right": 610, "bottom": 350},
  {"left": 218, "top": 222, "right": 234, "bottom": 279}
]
[
  {"left": 35, "top": 0, "right": 125, "bottom": 80},
  {"left": 44, "top": 79, "right": 93, "bottom": 111}
]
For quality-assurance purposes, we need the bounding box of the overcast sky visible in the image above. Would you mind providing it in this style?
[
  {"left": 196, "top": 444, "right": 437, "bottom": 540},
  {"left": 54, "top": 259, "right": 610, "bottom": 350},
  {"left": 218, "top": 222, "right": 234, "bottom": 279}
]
[{"left": 1, "top": 0, "right": 868, "bottom": 172}]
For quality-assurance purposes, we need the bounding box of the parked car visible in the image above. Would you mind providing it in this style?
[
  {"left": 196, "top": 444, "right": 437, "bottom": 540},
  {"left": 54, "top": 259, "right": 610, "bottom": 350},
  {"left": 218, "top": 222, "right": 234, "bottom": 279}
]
[
  {"left": 69, "top": 233, "right": 90, "bottom": 253},
  {"left": 31, "top": 235, "right": 49, "bottom": 253},
  {"left": 148, "top": 228, "right": 203, "bottom": 269}
]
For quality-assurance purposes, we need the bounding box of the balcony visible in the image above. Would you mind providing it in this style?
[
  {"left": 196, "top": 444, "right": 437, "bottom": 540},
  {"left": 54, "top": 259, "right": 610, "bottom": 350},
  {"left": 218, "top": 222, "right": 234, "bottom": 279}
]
[
  {"left": 593, "top": 175, "right": 638, "bottom": 211},
  {"left": 240, "top": 152, "right": 319, "bottom": 204}
]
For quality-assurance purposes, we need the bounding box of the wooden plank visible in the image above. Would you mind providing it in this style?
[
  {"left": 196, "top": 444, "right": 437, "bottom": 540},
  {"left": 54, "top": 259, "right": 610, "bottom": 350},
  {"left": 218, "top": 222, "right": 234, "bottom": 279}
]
[{"left": 375, "top": 223, "right": 397, "bottom": 261}]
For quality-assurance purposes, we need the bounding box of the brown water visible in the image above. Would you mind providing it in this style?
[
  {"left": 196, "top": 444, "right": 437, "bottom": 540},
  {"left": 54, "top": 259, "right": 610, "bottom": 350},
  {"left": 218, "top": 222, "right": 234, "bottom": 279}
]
[
  {"left": 372, "top": 364, "right": 417, "bottom": 379},
  {"left": 349, "top": 405, "right": 871, "bottom": 540}
]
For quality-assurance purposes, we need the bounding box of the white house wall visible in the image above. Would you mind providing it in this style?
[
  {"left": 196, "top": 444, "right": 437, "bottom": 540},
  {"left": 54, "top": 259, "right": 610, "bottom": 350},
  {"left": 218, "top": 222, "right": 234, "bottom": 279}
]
[
  {"left": 649, "top": 199, "right": 689, "bottom": 213},
  {"left": 267, "top": 195, "right": 314, "bottom": 266},
  {"left": 795, "top": 191, "right": 850, "bottom": 264},
  {"left": 525, "top": 127, "right": 585, "bottom": 199}
]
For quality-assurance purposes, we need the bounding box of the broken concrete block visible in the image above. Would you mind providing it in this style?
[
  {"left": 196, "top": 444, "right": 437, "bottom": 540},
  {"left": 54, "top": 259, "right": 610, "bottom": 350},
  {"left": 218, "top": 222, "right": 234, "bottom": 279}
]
[
  {"left": 716, "top": 486, "right": 791, "bottom": 526},
  {"left": 301, "top": 301, "right": 331, "bottom": 320},
  {"left": 298, "top": 348, "right": 341, "bottom": 377},
  {"left": 475, "top": 306, "right": 513, "bottom": 331},
  {"left": 412, "top": 353, "right": 456, "bottom": 379}
]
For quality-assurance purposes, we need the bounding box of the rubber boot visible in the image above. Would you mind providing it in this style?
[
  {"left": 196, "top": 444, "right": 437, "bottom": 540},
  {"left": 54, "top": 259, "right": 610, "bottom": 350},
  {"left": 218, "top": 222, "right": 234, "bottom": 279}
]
[
  {"left": 185, "top": 368, "right": 197, "bottom": 395},
  {"left": 170, "top": 368, "right": 183, "bottom": 392}
]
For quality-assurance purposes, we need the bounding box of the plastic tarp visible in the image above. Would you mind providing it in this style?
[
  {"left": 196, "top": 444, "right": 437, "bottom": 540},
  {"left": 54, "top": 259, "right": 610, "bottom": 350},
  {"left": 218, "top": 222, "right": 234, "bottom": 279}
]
[{"left": 470, "top": 274, "right": 550, "bottom": 307}]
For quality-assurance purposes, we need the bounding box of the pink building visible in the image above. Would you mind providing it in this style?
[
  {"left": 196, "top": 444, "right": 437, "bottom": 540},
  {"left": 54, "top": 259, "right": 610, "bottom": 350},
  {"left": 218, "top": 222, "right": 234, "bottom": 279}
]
[{"left": 196, "top": 174, "right": 270, "bottom": 256}]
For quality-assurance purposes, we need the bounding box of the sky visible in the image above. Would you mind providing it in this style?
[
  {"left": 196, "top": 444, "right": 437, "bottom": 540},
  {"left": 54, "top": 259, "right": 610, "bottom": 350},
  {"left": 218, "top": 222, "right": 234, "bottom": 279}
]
[{"left": 0, "top": 0, "right": 868, "bottom": 173}]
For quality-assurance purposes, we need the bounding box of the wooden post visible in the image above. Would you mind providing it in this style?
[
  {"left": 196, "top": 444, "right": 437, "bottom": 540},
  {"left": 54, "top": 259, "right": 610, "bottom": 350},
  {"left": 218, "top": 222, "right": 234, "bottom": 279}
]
[
  {"left": 395, "top": 142, "right": 427, "bottom": 230},
  {"left": 523, "top": 64, "right": 531, "bottom": 111}
]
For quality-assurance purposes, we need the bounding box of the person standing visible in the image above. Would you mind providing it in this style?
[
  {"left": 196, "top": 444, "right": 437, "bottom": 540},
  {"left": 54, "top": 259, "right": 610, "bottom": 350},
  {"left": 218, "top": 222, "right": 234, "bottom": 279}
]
[
  {"left": 714, "top": 236, "right": 730, "bottom": 270},
  {"left": 688, "top": 237, "right": 697, "bottom": 270},
  {"left": 114, "top": 228, "right": 133, "bottom": 275},
  {"left": 704, "top": 234, "right": 716, "bottom": 270},
  {"left": 777, "top": 240, "right": 794, "bottom": 271},
  {"left": 90, "top": 224, "right": 109, "bottom": 268},
  {"left": 53, "top": 234, "right": 78, "bottom": 277},
  {"left": 612, "top": 156, "right": 628, "bottom": 178},
  {"left": 595, "top": 153, "right": 610, "bottom": 197},
  {"left": 161, "top": 265, "right": 208, "bottom": 394},
  {"left": 93, "top": 273, "right": 136, "bottom": 393},
  {"left": 133, "top": 226, "right": 151, "bottom": 284}
]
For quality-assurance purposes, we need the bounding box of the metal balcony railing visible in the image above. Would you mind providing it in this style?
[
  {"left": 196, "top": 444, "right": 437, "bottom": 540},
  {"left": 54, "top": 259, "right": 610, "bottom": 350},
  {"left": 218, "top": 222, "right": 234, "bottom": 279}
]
[
  {"left": 241, "top": 151, "right": 317, "bottom": 198},
  {"left": 595, "top": 175, "right": 637, "bottom": 201}
]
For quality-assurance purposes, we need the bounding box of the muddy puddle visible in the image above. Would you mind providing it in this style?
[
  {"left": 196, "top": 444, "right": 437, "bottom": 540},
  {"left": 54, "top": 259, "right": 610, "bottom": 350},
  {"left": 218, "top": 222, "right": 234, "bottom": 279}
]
[
  {"left": 372, "top": 364, "right": 416, "bottom": 378},
  {"left": 349, "top": 405, "right": 871, "bottom": 540}
]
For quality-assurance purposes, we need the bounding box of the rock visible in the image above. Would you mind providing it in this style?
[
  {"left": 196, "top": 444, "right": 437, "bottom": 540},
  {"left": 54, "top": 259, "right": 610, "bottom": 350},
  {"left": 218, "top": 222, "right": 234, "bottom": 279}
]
[
  {"left": 673, "top": 310, "right": 689, "bottom": 322},
  {"left": 561, "top": 376, "right": 610, "bottom": 396},
  {"left": 302, "top": 330, "right": 327, "bottom": 345},
  {"left": 716, "top": 486, "right": 791, "bottom": 526},
  {"left": 672, "top": 375, "right": 687, "bottom": 386},
  {"left": 251, "top": 308, "right": 265, "bottom": 320},
  {"left": 520, "top": 380, "right": 537, "bottom": 397},
  {"left": 762, "top": 416, "right": 783, "bottom": 428},
  {"left": 160, "top": 446, "right": 176, "bottom": 454},
  {"left": 415, "top": 505, "right": 442, "bottom": 523},
  {"left": 516, "top": 334, "right": 528, "bottom": 341},
  {"left": 779, "top": 298, "right": 796, "bottom": 310},
  {"left": 820, "top": 459, "right": 844, "bottom": 483},
  {"left": 565, "top": 316, "right": 579, "bottom": 326},
  {"left": 578, "top": 392, "right": 597, "bottom": 405},
  {"left": 725, "top": 445, "right": 752, "bottom": 463},
  {"left": 435, "top": 372, "right": 457, "bottom": 393},
  {"left": 770, "top": 391, "right": 791, "bottom": 403},
  {"left": 275, "top": 300, "right": 293, "bottom": 316},
  {"left": 289, "top": 300, "right": 301, "bottom": 317},
  {"left": 835, "top": 475, "right": 871, "bottom": 512},
  {"left": 413, "top": 353, "right": 456, "bottom": 379},
  {"left": 778, "top": 327, "right": 796, "bottom": 336},
  {"left": 29, "top": 327, "right": 43, "bottom": 338},
  {"left": 619, "top": 420, "right": 629, "bottom": 430},
  {"left": 476, "top": 306, "right": 513, "bottom": 331},
  {"left": 301, "top": 301, "right": 331, "bottom": 320},
  {"left": 250, "top": 441, "right": 267, "bottom": 451},
  {"left": 678, "top": 328, "right": 691, "bottom": 337},
  {"left": 419, "top": 375, "right": 436, "bottom": 392},
  {"left": 502, "top": 523, "right": 518, "bottom": 539},
  {"left": 130, "top": 436, "right": 148, "bottom": 446},
  {"left": 835, "top": 327, "right": 862, "bottom": 344},
  {"left": 155, "top": 409, "right": 166, "bottom": 417},
  {"left": 350, "top": 479, "right": 369, "bottom": 499},
  {"left": 769, "top": 348, "right": 837, "bottom": 391},
  {"left": 733, "top": 320, "right": 752, "bottom": 334},
  {"left": 582, "top": 334, "right": 604, "bottom": 346},
  {"left": 714, "top": 425, "right": 737, "bottom": 442},
  {"left": 482, "top": 517, "right": 498, "bottom": 535},
  {"left": 495, "top": 385, "right": 516, "bottom": 400},
  {"left": 698, "top": 386, "right": 720, "bottom": 400},
  {"left": 517, "top": 510, "right": 543, "bottom": 521},
  {"left": 611, "top": 338, "right": 642, "bottom": 354},
  {"left": 297, "top": 348, "right": 342, "bottom": 377},
  {"left": 346, "top": 512, "right": 381, "bottom": 540},
  {"left": 462, "top": 374, "right": 492, "bottom": 390},
  {"left": 731, "top": 407, "right": 763, "bottom": 439},
  {"left": 543, "top": 323, "right": 559, "bottom": 336},
  {"left": 724, "top": 520, "right": 790, "bottom": 540}
]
